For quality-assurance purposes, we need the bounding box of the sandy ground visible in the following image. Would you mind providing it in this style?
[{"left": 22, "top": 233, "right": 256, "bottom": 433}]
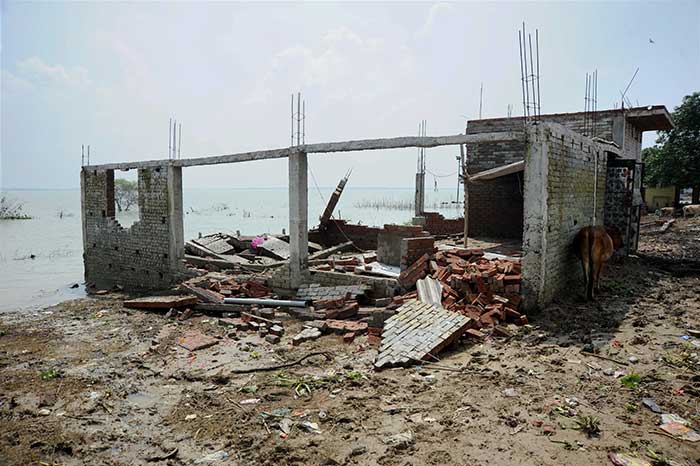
[{"left": 1, "top": 217, "right": 699, "bottom": 466}]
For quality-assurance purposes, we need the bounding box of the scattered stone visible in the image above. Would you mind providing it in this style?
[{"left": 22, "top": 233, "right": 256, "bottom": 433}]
[
  {"left": 642, "top": 398, "right": 662, "bottom": 414},
  {"left": 603, "top": 368, "right": 614, "bottom": 376},
  {"left": 265, "top": 334, "right": 280, "bottom": 344},
  {"left": 628, "top": 356, "right": 639, "bottom": 364},
  {"left": 292, "top": 327, "right": 322, "bottom": 346},
  {"left": 195, "top": 450, "right": 229, "bottom": 464},
  {"left": 178, "top": 332, "right": 219, "bottom": 352}
]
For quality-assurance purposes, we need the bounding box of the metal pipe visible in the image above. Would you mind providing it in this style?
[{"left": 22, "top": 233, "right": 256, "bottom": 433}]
[{"left": 223, "top": 297, "right": 310, "bottom": 307}]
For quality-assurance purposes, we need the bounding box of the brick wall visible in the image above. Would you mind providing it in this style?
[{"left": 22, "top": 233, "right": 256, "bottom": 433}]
[
  {"left": 377, "top": 224, "right": 429, "bottom": 266},
  {"left": 81, "top": 165, "right": 188, "bottom": 290},
  {"left": 400, "top": 236, "right": 435, "bottom": 271},
  {"left": 310, "top": 219, "right": 380, "bottom": 250},
  {"left": 521, "top": 122, "right": 608, "bottom": 309},
  {"left": 419, "top": 212, "right": 464, "bottom": 236},
  {"left": 465, "top": 119, "right": 527, "bottom": 239}
]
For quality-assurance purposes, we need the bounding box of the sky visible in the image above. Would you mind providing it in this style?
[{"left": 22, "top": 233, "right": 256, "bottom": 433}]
[{"left": 1, "top": 1, "right": 698, "bottom": 190}]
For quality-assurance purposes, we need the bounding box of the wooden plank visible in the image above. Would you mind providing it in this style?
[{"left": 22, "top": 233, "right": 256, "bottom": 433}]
[
  {"left": 84, "top": 132, "right": 523, "bottom": 171},
  {"left": 124, "top": 295, "right": 198, "bottom": 309},
  {"left": 308, "top": 241, "right": 354, "bottom": 260}
]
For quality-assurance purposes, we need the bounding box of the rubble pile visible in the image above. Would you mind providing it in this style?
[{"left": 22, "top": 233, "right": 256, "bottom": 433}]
[{"left": 393, "top": 247, "right": 526, "bottom": 334}]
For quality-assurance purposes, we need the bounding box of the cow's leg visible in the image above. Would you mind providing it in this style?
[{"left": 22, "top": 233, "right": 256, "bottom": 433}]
[{"left": 592, "top": 260, "right": 605, "bottom": 298}]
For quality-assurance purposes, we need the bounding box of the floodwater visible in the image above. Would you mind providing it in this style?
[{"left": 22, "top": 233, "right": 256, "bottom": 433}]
[{"left": 0, "top": 187, "right": 461, "bottom": 312}]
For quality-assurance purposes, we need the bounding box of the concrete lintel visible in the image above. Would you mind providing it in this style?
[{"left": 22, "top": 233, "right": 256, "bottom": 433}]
[{"left": 83, "top": 131, "right": 523, "bottom": 171}]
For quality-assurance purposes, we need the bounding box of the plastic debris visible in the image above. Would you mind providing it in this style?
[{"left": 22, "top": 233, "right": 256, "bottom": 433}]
[
  {"left": 299, "top": 420, "right": 322, "bottom": 434},
  {"left": 659, "top": 413, "right": 700, "bottom": 442}
]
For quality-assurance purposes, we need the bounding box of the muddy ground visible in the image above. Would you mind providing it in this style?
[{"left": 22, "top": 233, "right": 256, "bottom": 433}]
[{"left": 1, "top": 216, "right": 699, "bottom": 466}]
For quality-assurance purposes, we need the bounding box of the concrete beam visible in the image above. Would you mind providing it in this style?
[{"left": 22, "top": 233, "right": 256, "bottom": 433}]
[
  {"left": 288, "top": 151, "right": 308, "bottom": 288},
  {"left": 84, "top": 131, "right": 523, "bottom": 171}
]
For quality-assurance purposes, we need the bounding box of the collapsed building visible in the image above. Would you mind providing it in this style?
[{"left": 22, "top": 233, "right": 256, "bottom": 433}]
[{"left": 80, "top": 105, "right": 672, "bottom": 315}]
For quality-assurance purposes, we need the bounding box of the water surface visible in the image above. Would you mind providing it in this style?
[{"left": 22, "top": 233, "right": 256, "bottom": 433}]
[{"left": 0, "top": 187, "right": 462, "bottom": 312}]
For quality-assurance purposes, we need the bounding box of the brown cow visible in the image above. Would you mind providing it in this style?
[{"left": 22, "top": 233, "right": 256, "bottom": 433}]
[{"left": 573, "top": 226, "right": 623, "bottom": 300}]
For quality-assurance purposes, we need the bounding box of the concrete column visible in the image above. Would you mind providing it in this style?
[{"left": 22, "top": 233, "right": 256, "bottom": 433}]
[
  {"left": 521, "top": 125, "right": 549, "bottom": 310},
  {"left": 288, "top": 151, "right": 308, "bottom": 288},
  {"left": 167, "top": 165, "right": 184, "bottom": 270}
]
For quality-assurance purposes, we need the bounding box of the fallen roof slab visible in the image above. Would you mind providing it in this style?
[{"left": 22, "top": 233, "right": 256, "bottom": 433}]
[{"left": 374, "top": 300, "right": 472, "bottom": 369}]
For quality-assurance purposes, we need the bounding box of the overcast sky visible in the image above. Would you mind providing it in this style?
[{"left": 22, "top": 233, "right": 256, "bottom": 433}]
[{"left": 1, "top": 1, "right": 698, "bottom": 190}]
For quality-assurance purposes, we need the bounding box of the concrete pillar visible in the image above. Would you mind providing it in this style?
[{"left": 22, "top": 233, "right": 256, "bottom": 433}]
[
  {"left": 167, "top": 165, "right": 184, "bottom": 269},
  {"left": 288, "top": 151, "right": 308, "bottom": 288}
]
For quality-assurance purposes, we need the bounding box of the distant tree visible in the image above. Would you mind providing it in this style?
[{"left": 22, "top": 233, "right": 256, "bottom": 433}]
[
  {"left": 642, "top": 92, "right": 700, "bottom": 204},
  {"left": 115, "top": 179, "right": 138, "bottom": 212}
]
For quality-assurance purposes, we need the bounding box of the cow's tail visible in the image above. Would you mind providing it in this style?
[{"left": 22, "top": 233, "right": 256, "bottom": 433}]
[{"left": 586, "top": 228, "right": 594, "bottom": 300}]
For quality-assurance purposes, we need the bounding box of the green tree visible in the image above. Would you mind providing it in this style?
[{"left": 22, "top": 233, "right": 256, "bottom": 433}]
[
  {"left": 114, "top": 179, "right": 138, "bottom": 212},
  {"left": 644, "top": 92, "right": 700, "bottom": 204}
]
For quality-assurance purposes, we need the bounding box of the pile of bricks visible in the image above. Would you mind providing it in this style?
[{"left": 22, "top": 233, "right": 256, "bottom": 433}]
[
  {"left": 394, "top": 248, "right": 526, "bottom": 334},
  {"left": 208, "top": 277, "right": 271, "bottom": 298}
]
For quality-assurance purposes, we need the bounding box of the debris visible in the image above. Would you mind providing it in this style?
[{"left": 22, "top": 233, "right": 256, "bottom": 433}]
[
  {"left": 178, "top": 332, "right": 219, "bottom": 352},
  {"left": 628, "top": 356, "right": 639, "bottom": 364},
  {"left": 375, "top": 300, "right": 472, "bottom": 369},
  {"left": 265, "top": 334, "right": 280, "bottom": 344},
  {"left": 194, "top": 450, "right": 229, "bottom": 464},
  {"left": 240, "top": 398, "right": 261, "bottom": 405},
  {"left": 217, "top": 351, "right": 331, "bottom": 378},
  {"left": 146, "top": 448, "right": 179, "bottom": 462},
  {"left": 384, "top": 430, "right": 415, "bottom": 448},
  {"left": 124, "top": 295, "right": 198, "bottom": 310},
  {"left": 292, "top": 327, "right": 322, "bottom": 346},
  {"left": 581, "top": 351, "right": 629, "bottom": 366},
  {"left": 299, "top": 420, "right": 322, "bottom": 434},
  {"left": 180, "top": 283, "right": 224, "bottom": 304},
  {"left": 308, "top": 241, "right": 355, "bottom": 261},
  {"left": 659, "top": 414, "right": 700, "bottom": 442},
  {"left": 416, "top": 276, "right": 443, "bottom": 308},
  {"left": 38, "top": 408, "right": 51, "bottom": 416},
  {"left": 185, "top": 414, "right": 198, "bottom": 421},
  {"left": 607, "top": 452, "right": 652, "bottom": 466},
  {"left": 503, "top": 388, "right": 518, "bottom": 397},
  {"left": 278, "top": 417, "right": 293, "bottom": 435},
  {"left": 224, "top": 297, "right": 309, "bottom": 308},
  {"left": 641, "top": 398, "right": 662, "bottom": 413},
  {"left": 255, "top": 236, "right": 291, "bottom": 260}
]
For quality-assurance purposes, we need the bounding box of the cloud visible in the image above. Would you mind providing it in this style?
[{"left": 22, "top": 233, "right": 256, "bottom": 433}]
[
  {"left": 16, "top": 57, "right": 91, "bottom": 87},
  {"left": 246, "top": 26, "right": 417, "bottom": 109},
  {"left": 416, "top": 3, "right": 453, "bottom": 39},
  {"left": 1, "top": 69, "right": 34, "bottom": 93}
]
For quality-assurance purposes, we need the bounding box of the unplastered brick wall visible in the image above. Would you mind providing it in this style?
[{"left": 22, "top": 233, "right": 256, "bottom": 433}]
[
  {"left": 419, "top": 212, "right": 464, "bottom": 236},
  {"left": 311, "top": 219, "right": 380, "bottom": 250},
  {"left": 377, "top": 224, "right": 429, "bottom": 266},
  {"left": 400, "top": 236, "right": 435, "bottom": 271},
  {"left": 465, "top": 120, "right": 527, "bottom": 238},
  {"left": 81, "top": 165, "right": 187, "bottom": 290},
  {"left": 521, "top": 122, "right": 608, "bottom": 309}
]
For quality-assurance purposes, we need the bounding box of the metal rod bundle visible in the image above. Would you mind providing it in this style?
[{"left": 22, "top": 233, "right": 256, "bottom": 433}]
[{"left": 518, "top": 22, "right": 541, "bottom": 121}]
